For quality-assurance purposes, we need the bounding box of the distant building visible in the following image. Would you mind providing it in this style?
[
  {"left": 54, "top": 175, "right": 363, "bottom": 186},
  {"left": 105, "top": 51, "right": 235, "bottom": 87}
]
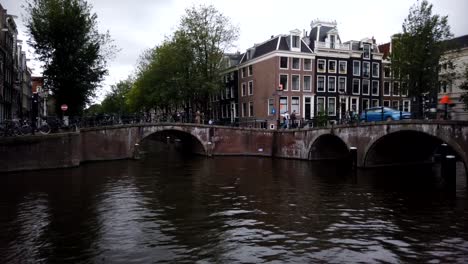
[{"left": 438, "top": 34, "right": 468, "bottom": 120}]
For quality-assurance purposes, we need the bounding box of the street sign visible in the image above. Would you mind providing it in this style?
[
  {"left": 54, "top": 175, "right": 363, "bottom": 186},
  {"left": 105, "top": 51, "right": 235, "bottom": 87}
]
[{"left": 61, "top": 104, "right": 68, "bottom": 111}]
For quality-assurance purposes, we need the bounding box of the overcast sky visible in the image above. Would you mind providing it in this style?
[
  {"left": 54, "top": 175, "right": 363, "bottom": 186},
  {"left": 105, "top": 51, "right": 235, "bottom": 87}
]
[{"left": 2, "top": 0, "right": 467, "bottom": 102}]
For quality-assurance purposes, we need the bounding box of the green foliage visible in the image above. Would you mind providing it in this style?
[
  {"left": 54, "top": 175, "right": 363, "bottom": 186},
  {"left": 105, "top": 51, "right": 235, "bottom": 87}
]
[
  {"left": 100, "top": 79, "right": 132, "bottom": 115},
  {"left": 128, "top": 4, "right": 239, "bottom": 113},
  {"left": 25, "top": 0, "right": 115, "bottom": 116},
  {"left": 390, "top": 0, "right": 453, "bottom": 117},
  {"left": 316, "top": 110, "right": 329, "bottom": 127}
]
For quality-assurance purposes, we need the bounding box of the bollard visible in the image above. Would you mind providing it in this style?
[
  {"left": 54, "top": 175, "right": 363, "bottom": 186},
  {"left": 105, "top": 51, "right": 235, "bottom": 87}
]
[
  {"left": 349, "top": 147, "right": 357, "bottom": 170},
  {"left": 444, "top": 155, "right": 456, "bottom": 191}
]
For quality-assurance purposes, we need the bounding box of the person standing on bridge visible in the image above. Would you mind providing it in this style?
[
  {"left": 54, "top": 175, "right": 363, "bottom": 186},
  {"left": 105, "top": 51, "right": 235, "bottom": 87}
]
[{"left": 195, "top": 111, "right": 201, "bottom": 124}]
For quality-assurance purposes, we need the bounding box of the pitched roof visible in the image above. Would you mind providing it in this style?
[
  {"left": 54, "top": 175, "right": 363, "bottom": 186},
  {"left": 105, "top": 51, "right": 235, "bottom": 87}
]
[
  {"left": 252, "top": 36, "right": 280, "bottom": 59},
  {"left": 378, "top": 43, "right": 391, "bottom": 59},
  {"left": 445, "top": 34, "right": 468, "bottom": 50}
]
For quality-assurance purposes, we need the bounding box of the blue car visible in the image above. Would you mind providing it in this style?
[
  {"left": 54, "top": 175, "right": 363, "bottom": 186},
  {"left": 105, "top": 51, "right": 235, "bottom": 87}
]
[{"left": 360, "top": 107, "right": 411, "bottom": 122}]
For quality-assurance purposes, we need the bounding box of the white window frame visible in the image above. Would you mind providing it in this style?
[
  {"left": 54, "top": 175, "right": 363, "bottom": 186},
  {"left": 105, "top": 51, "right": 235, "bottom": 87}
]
[
  {"left": 352, "top": 78, "right": 360, "bottom": 95},
  {"left": 303, "top": 75, "right": 312, "bottom": 91},
  {"left": 338, "top": 76, "right": 346, "bottom": 93},
  {"left": 249, "top": 101, "right": 254, "bottom": 117},
  {"left": 291, "top": 96, "right": 300, "bottom": 114},
  {"left": 362, "top": 79, "right": 370, "bottom": 95},
  {"left": 317, "top": 59, "right": 326, "bottom": 73},
  {"left": 317, "top": 75, "right": 326, "bottom": 92},
  {"left": 372, "top": 80, "right": 379, "bottom": 96},
  {"left": 383, "top": 81, "right": 391, "bottom": 96},
  {"left": 242, "top": 67, "right": 246, "bottom": 78},
  {"left": 327, "top": 97, "right": 337, "bottom": 116},
  {"left": 280, "top": 96, "right": 288, "bottom": 114},
  {"left": 248, "top": 65, "right": 253, "bottom": 76},
  {"left": 317, "top": 96, "right": 326, "bottom": 113},
  {"left": 350, "top": 97, "right": 359, "bottom": 113},
  {"left": 292, "top": 57, "right": 300, "bottom": 70},
  {"left": 303, "top": 95, "right": 314, "bottom": 118},
  {"left": 339, "top": 61, "right": 347, "bottom": 74},
  {"left": 242, "top": 102, "right": 247, "bottom": 117},
  {"left": 401, "top": 82, "right": 408, "bottom": 96},
  {"left": 363, "top": 44, "right": 371, "bottom": 59},
  {"left": 362, "top": 61, "right": 370, "bottom": 78},
  {"left": 403, "top": 99, "right": 411, "bottom": 112},
  {"left": 392, "top": 100, "right": 400, "bottom": 110},
  {"left": 328, "top": 60, "right": 337, "bottom": 73},
  {"left": 248, "top": 80, "right": 253, "bottom": 95},
  {"left": 268, "top": 98, "right": 274, "bottom": 116},
  {"left": 393, "top": 81, "right": 400, "bottom": 96},
  {"left": 372, "top": 62, "right": 379, "bottom": 78},
  {"left": 304, "top": 58, "right": 312, "bottom": 71},
  {"left": 328, "top": 76, "right": 336, "bottom": 92},
  {"left": 292, "top": 35, "right": 300, "bottom": 48},
  {"left": 241, "top": 82, "right": 246, "bottom": 97},
  {"left": 384, "top": 65, "right": 391, "bottom": 78},
  {"left": 280, "top": 56, "right": 289, "bottom": 69},
  {"left": 280, "top": 74, "right": 288, "bottom": 91},
  {"left": 291, "top": 74, "right": 300, "bottom": 91},
  {"left": 353, "top": 60, "right": 361, "bottom": 76}
]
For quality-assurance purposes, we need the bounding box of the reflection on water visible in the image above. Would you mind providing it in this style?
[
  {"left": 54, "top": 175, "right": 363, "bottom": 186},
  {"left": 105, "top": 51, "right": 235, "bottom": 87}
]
[{"left": 1, "top": 142, "right": 467, "bottom": 263}]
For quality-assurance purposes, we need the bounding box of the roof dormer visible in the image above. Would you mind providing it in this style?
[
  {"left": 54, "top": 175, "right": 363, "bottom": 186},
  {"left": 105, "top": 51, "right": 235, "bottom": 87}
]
[{"left": 289, "top": 29, "right": 301, "bottom": 52}]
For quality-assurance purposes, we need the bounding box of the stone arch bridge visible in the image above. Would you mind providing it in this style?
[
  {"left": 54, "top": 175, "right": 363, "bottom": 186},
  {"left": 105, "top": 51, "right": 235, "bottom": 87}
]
[{"left": 0, "top": 121, "right": 467, "bottom": 174}]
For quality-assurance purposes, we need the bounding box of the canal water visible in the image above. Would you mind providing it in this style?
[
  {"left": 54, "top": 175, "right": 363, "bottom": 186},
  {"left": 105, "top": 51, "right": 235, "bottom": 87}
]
[{"left": 1, "top": 142, "right": 467, "bottom": 263}]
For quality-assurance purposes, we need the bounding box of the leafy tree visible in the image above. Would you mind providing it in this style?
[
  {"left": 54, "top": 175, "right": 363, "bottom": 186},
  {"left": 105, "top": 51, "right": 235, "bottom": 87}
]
[
  {"left": 25, "top": 0, "right": 115, "bottom": 116},
  {"left": 128, "top": 5, "right": 239, "bottom": 116},
  {"left": 390, "top": 0, "right": 452, "bottom": 118},
  {"left": 101, "top": 79, "right": 132, "bottom": 115}
]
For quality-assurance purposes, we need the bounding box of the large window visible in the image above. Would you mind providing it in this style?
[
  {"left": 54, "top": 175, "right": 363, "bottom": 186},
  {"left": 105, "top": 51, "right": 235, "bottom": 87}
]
[
  {"left": 248, "top": 81, "right": 253, "bottom": 95},
  {"left": 353, "top": 61, "right": 360, "bottom": 76},
  {"left": 339, "top": 61, "right": 347, "bottom": 74},
  {"left": 249, "top": 102, "right": 254, "bottom": 117},
  {"left": 280, "top": 57, "right": 288, "bottom": 69},
  {"left": 292, "top": 58, "right": 300, "bottom": 70},
  {"left": 328, "top": 76, "right": 336, "bottom": 92},
  {"left": 241, "top": 83, "right": 246, "bottom": 96},
  {"left": 328, "top": 60, "right": 336, "bottom": 73},
  {"left": 338, "top": 77, "right": 346, "bottom": 93},
  {"left": 328, "top": 97, "right": 336, "bottom": 116},
  {"left": 292, "top": 75, "right": 300, "bottom": 91},
  {"left": 280, "top": 97, "right": 288, "bottom": 114},
  {"left": 362, "top": 79, "right": 370, "bottom": 95},
  {"left": 242, "top": 102, "right": 247, "bottom": 117},
  {"left": 403, "top": 100, "right": 411, "bottom": 112},
  {"left": 268, "top": 99, "right": 274, "bottom": 115},
  {"left": 280, "top": 74, "right": 288, "bottom": 91},
  {"left": 392, "top": 100, "right": 399, "bottom": 110},
  {"left": 401, "top": 82, "right": 408, "bottom": 96},
  {"left": 383, "top": 81, "right": 390, "bottom": 96},
  {"left": 384, "top": 66, "right": 391, "bottom": 77},
  {"left": 372, "top": 62, "right": 379, "bottom": 77},
  {"left": 351, "top": 97, "right": 358, "bottom": 112},
  {"left": 393, "top": 82, "right": 400, "bottom": 96},
  {"left": 248, "top": 65, "right": 253, "bottom": 76},
  {"left": 291, "top": 96, "right": 300, "bottom": 114},
  {"left": 242, "top": 67, "right": 246, "bottom": 78},
  {"left": 317, "top": 97, "right": 325, "bottom": 113},
  {"left": 317, "top": 76, "right": 325, "bottom": 92},
  {"left": 317, "top": 59, "right": 326, "bottom": 73},
  {"left": 304, "top": 59, "right": 312, "bottom": 71},
  {"left": 292, "top": 35, "right": 300, "bottom": 48},
  {"left": 363, "top": 61, "right": 370, "bottom": 77},
  {"left": 303, "top": 75, "right": 312, "bottom": 91},
  {"left": 372, "top": 80, "right": 379, "bottom": 96},
  {"left": 363, "top": 44, "right": 371, "bottom": 59},
  {"left": 352, "top": 79, "right": 360, "bottom": 95}
]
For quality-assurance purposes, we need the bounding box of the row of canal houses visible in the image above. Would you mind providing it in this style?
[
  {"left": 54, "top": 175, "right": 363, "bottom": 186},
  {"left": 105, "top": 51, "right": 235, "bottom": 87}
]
[{"left": 212, "top": 20, "right": 411, "bottom": 128}]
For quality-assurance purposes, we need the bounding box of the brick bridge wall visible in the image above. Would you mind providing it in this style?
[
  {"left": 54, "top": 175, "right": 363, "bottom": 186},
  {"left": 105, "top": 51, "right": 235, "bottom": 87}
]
[{"left": 1, "top": 121, "right": 467, "bottom": 173}]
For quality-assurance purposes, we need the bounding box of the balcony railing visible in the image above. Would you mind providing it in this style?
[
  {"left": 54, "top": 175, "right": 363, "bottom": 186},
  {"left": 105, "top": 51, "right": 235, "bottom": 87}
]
[{"left": 314, "top": 41, "right": 350, "bottom": 51}]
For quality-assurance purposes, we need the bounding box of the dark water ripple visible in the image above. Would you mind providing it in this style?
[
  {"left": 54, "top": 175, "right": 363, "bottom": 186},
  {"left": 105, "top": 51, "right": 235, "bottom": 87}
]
[{"left": 1, "top": 145, "right": 467, "bottom": 263}]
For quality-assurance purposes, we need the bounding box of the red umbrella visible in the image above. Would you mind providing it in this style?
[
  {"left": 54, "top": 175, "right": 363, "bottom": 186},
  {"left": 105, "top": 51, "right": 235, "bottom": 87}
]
[{"left": 439, "top": 95, "right": 453, "bottom": 105}]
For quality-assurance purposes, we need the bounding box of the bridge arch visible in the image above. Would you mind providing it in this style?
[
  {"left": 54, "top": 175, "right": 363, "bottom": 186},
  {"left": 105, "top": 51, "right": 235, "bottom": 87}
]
[
  {"left": 363, "top": 129, "right": 468, "bottom": 172},
  {"left": 308, "top": 133, "right": 349, "bottom": 160},
  {"left": 140, "top": 126, "right": 208, "bottom": 155}
]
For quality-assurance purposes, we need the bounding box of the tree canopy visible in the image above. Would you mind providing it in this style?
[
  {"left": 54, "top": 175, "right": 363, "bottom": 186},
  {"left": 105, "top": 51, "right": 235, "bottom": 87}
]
[
  {"left": 390, "top": 0, "right": 452, "bottom": 117},
  {"left": 127, "top": 4, "right": 239, "bottom": 115},
  {"left": 25, "top": 0, "right": 115, "bottom": 116}
]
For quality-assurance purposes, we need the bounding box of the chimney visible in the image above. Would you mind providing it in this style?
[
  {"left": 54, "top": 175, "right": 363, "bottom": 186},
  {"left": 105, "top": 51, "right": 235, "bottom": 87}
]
[{"left": 271, "top": 35, "right": 274, "bottom": 39}]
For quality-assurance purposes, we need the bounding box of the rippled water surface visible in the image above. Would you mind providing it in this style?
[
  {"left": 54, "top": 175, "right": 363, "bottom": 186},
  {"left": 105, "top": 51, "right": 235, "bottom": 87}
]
[{"left": 1, "top": 143, "right": 467, "bottom": 263}]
